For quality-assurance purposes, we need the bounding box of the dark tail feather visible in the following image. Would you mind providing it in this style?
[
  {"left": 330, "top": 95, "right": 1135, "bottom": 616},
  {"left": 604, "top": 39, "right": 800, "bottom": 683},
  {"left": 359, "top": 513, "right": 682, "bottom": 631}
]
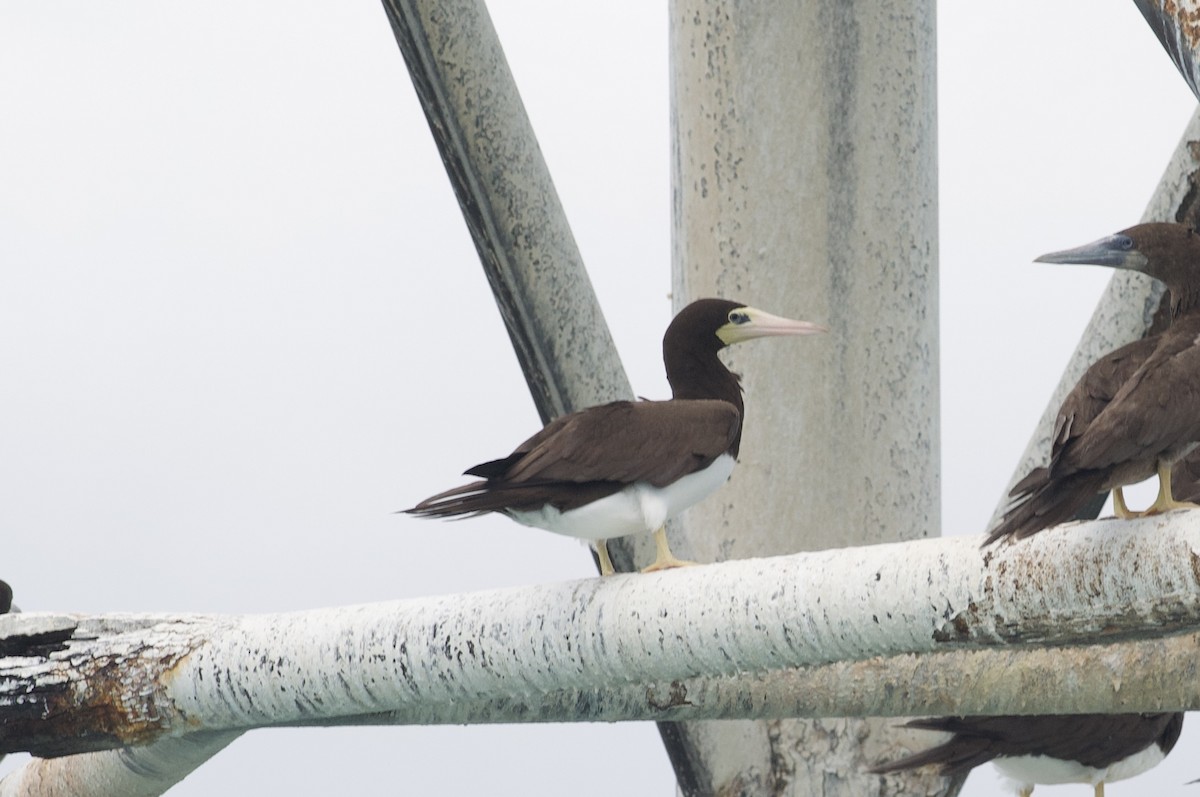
[
  {"left": 984, "top": 470, "right": 1109, "bottom": 545},
  {"left": 1008, "top": 466, "right": 1049, "bottom": 500},
  {"left": 464, "top": 453, "right": 523, "bottom": 479},
  {"left": 403, "top": 480, "right": 497, "bottom": 519},
  {"left": 868, "top": 738, "right": 995, "bottom": 776}
]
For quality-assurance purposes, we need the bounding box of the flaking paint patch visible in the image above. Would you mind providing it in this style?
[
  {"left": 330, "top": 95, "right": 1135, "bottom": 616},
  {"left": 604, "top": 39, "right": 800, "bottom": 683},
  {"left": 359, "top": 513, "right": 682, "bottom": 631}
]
[
  {"left": 1190, "top": 547, "right": 1200, "bottom": 587},
  {"left": 6, "top": 641, "right": 191, "bottom": 758},
  {"left": 647, "top": 681, "right": 694, "bottom": 711}
]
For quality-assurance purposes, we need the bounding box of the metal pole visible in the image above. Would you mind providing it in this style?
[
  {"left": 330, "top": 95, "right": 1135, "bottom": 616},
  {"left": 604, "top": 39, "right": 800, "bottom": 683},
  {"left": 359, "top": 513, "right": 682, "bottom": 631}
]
[
  {"left": 379, "top": 0, "right": 666, "bottom": 572},
  {"left": 1134, "top": 0, "right": 1200, "bottom": 100},
  {"left": 379, "top": 0, "right": 630, "bottom": 424},
  {"left": 669, "top": 2, "right": 943, "bottom": 794}
]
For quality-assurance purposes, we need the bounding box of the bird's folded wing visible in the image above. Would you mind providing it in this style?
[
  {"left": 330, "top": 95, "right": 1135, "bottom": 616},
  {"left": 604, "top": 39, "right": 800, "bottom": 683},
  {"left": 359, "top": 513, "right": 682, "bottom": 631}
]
[
  {"left": 1027, "top": 714, "right": 1175, "bottom": 769},
  {"left": 1013, "top": 338, "right": 1155, "bottom": 494},
  {"left": 502, "top": 399, "right": 740, "bottom": 487},
  {"left": 1066, "top": 328, "right": 1200, "bottom": 471},
  {"left": 904, "top": 715, "right": 1132, "bottom": 761},
  {"left": 1055, "top": 339, "right": 1152, "bottom": 453}
]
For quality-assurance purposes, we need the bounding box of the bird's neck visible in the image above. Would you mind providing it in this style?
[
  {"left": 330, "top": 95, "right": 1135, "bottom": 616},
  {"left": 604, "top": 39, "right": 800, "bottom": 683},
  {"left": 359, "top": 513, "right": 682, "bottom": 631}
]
[
  {"left": 666, "top": 349, "right": 743, "bottom": 403},
  {"left": 666, "top": 348, "right": 746, "bottom": 454}
]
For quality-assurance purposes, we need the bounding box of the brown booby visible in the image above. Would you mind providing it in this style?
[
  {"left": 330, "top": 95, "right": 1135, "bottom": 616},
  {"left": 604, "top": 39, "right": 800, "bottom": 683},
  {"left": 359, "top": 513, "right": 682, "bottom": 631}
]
[
  {"left": 987, "top": 222, "right": 1200, "bottom": 544},
  {"left": 869, "top": 713, "right": 1183, "bottom": 797},
  {"left": 405, "top": 298, "right": 825, "bottom": 574},
  {"left": 0, "top": 579, "right": 8, "bottom": 769}
]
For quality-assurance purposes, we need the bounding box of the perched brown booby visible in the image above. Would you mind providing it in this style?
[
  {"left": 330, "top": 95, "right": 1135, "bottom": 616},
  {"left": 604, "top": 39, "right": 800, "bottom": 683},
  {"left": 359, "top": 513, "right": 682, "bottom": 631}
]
[
  {"left": 869, "top": 713, "right": 1183, "bottom": 797},
  {"left": 405, "top": 298, "right": 825, "bottom": 575},
  {"left": 987, "top": 223, "right": 1200, "bottom": 544}
]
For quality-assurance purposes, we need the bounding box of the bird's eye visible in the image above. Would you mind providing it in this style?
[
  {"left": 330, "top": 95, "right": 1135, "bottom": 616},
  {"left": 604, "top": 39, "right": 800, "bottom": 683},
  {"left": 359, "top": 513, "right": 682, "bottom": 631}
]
[
  {"left": 1113, "top": 235, "right": 1134, "bottom": 250},
  {"left": 728, "top": 310, "right": 750, "bottom": 325}
]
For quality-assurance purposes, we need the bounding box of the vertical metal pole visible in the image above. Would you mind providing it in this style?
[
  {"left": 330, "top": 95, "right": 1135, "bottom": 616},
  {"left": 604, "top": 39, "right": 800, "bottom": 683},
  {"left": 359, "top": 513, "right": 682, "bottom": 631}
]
[
  {"left": 668, "top": 2, "right": 946, "bottom": 795},
  {"left": 380, "top": 0, "right": 663, "bottom": 572},
  {"left": 380, "top": 0, "right": 631, "bottom": 425}
]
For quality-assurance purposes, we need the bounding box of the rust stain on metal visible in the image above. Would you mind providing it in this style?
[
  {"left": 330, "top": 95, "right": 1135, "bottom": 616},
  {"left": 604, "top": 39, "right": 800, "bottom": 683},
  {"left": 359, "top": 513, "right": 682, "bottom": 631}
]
[
  {"left": 931, "top": 598, "right": 981, "bottom": 644},
  {"left": 1, "top": 632, "right": 192, "bottom": 757},
  {"left": 1164, "top": 0, "right": 1200, "bottom": 42}
]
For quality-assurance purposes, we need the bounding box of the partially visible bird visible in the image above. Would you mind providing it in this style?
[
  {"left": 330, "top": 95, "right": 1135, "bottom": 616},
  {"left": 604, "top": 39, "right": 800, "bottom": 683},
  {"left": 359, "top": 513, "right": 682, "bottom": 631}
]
[
  {"left": 405, "top": 298, "right": 825, "bottom": 574},
  {"left": 987, "top": 223, "right": 1200, "bottom": 544},
  {"left": 0, "top": 579, "right": 13, "bottom": 769},
  {"left": 869, "top": 713, "right": 1183, "bottom": 797}
]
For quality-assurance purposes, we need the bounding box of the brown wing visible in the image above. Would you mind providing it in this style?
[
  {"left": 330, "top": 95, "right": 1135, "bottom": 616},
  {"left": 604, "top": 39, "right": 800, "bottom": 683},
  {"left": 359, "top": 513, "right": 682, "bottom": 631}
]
[
  {"left": 1172, "top": 449, "right": 1200, "bottom": 503},
  {"left": 1049, "top": 339, "right": 1155, "bottom": 465},
  {"left": 1065, "top": 318, "right": 1200, "bottom": 474},
  {"left": 872, "top": 714, "right": 1181, "bottom": 775},
  {"left": 1010, "top": 337, "right": 1154, "bottom": 497},
  {"left": 496, "top": 399, "right": 739, "bottom": 487},
  {"left": 407, "top": 399, "right": 740, "bottom": 518}
]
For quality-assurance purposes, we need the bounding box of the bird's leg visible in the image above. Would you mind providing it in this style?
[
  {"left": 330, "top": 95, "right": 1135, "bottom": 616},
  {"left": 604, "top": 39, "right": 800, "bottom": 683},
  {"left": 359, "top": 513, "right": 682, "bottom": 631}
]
[
  {"left": 1112, "top": 487, "right": 1134, "bottom": 519},
  {"left": 641, "top": 527, "right": 699, "bottom": 573},
  {"left": 1094, "top": 781, "right": 1103, "bottom": 797},
  {"left": 1018, "top": 787, "right": 1033, "bottom": 797},
  {"left": 594, "top": 540, "right": 615, "bottom": 576},
  {"left": 1142, "top": 460, "right": 1200, "bottom": 515}
]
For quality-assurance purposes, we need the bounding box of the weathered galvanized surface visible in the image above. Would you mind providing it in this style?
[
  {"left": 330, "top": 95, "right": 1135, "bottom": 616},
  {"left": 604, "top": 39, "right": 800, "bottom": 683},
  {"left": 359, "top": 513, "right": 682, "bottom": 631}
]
[
  {"left": 380, "top": 0, "right": 630, "bottom": 425},
  {"left": 5, "top": 516, "right": 1200, "bottom": 762},
  {"left": 669, "top": 0, "right": 940, "bottom": 794},
  {"left": 0, "top": 731, "right": 241, "bottom": 797},
  {"left": 338, "top": 630, "right": 1200, "bottom": 725},
  {"left": 1135, "top": 0, "right": 1200, "bottom": 102}
]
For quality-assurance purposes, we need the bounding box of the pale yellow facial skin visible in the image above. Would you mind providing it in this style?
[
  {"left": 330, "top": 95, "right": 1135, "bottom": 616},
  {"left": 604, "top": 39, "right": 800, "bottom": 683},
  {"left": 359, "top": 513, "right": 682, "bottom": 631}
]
[{"left": 716, "top": 306, "right": 827, "bottom": 346}]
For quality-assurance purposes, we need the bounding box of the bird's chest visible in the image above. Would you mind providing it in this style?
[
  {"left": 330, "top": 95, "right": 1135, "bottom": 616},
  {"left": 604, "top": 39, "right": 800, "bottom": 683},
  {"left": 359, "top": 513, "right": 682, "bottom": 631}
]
[{"left": 507, "top": 454, "right": 736, "bottom": 540}]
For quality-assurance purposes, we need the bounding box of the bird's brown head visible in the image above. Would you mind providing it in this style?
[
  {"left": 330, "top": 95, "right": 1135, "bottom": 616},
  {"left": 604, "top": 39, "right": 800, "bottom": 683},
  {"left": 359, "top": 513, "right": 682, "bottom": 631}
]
[
  {"left": 664, "top": 298, "right": 826, "bottom": 354},
  {"left": 1035, "top": 223, "right": 1200, "bottom": 311},
  {"left": 663, "top": 298, "right": 825, "bottom": 401}
]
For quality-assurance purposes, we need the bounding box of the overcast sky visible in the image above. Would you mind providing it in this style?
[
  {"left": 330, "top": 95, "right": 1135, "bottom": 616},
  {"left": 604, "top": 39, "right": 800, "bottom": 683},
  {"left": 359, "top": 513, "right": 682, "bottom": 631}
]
[{"left": 2, "top": 2, "right": 1198, "bottom": 795}]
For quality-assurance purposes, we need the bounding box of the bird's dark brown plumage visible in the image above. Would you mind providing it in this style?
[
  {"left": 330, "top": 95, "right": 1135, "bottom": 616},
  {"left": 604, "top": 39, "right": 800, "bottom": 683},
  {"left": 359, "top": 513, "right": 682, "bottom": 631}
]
[
  {"left": 988, "top": 223, "right": 1200, "bottom": 543},
  {"left": 1171, "top": 452, "right": 1200, "bottom": 503},
  {"left": 870, "top": 713, "right": 1183, "bottom": 783},
  {"left": 409, "top": 398, "right": 740, "bottom": 517}
]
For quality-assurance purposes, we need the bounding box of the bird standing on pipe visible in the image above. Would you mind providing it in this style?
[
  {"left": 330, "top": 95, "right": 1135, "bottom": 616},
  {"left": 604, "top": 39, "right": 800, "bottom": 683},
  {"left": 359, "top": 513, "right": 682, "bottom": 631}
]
[
  {"left": 987, "top": 223, "right": 1200, "bottom": 544},
  {"left": 406, "top": 298, "right": 825, "bottom": 574}
]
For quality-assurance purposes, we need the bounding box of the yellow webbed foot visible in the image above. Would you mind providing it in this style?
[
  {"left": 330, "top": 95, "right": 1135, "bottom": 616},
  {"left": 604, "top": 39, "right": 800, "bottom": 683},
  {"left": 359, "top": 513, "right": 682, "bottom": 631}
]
[{"left": 641, "top": 527, "right": 699, "bottom": 573}]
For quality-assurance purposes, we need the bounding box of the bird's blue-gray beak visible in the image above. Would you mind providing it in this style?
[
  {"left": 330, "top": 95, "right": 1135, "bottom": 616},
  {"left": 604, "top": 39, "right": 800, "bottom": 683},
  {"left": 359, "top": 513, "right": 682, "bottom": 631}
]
[{"left": 1034, "top": 234, "right": 1147, "bottom": 270}]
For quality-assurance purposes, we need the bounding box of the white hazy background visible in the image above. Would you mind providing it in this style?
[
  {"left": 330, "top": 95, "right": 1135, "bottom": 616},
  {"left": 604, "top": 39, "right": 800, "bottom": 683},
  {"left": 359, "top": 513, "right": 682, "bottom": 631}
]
[{"left": 1, "top": 2, "right": 1197, "bottom": 795}]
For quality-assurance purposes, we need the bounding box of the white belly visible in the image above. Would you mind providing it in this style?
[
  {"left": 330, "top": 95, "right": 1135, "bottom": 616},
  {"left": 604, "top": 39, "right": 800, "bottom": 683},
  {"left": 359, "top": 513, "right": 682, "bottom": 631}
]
[
  {"left": 507, "top": 453, "right": 736, "bottom": 540},
  {"left": 992, "top": 744, "right": 1166, "bottom": 792}
]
